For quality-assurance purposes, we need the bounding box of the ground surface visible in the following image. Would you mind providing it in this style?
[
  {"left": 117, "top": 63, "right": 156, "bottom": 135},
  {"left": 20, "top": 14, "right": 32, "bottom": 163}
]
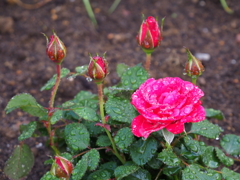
[{"left": 0, "top": 0, "right": 240, "bottom": 179}]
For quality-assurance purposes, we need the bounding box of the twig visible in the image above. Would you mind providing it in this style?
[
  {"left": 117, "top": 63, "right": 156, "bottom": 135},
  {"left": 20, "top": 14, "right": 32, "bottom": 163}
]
[{"left": 8, "top": 0, "right": 52, "bottom": 10}]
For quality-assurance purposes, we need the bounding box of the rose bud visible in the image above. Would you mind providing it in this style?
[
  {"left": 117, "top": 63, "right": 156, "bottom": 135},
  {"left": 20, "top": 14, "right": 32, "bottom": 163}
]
[
  {"left": 136, "top": 16, "right": 162, "bottom": 52},
  {"left": 88, "top": 54, "right": 108, "bottom": 83},
  {"left": 44, "top": 32, "right": 67, "bottom": 64},
  {"left": 184, "top": 48, "right": 204, "bottom": 77},
  {"left": 51, "top": 156, "right": 73, "bottom": 179}
]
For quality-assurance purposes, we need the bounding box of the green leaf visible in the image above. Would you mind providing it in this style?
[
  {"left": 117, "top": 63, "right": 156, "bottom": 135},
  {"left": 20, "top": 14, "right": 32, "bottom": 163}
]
[
  {"left": 220, "top": 134, "right": 240, "bottom": 156},
  {"left": 162, "top": 128, "right": 175, "bottom": 145},
  {"left": 96, "top": 135, "right": 111, "bottom": 147},
  {"left": 183, "top": 136, "right": 205, "bottom": 156},
  {"left": 221, "top": 167, "right": 240, "bottom": 180},
  {"left": 61, "top": 152, "right": 73, "bottom": 161},
  {"left": 114, "top": 127, "right": 135, "bottom": 150},
  {"left": 72, "top": 154, "right": 88, "bottom": 180},
  {"left": 73, "top": 91, "right": 98, "bottom": 109},
  {"left": 40, "top": 171, "right": 60, "bottom": 180},
  {"left": 114, "top": 164, "right": 140, "bottom": 180},
  {"left": 121, "top": 64, "right": 148, "bottom": 90},
  {"left": 180, "top": 144, "right": 200, "bottom": 161},
  {"left": 99, "top": 161, "right": 117, "bottom": 175},
  {"left": 62, "top": 110, "right": 79, "bottom": 121},
  {"left": 50, "top": 109, "right": 63, "bottom": 124},
  {"left": 4, "top": 144, "right": 34, "bottom": 180},
  {"left": 117, "top": 63, "right": 129, "bottom": 77},
  {"left": 18, "top": 121, "right": 37, "bottom": 141},
  {"left": 75, "top": 65, "right": 88, "bottom": 74},
  {"left": 86, "top": 149, "right": 100, "bottom": 171},
  {"left": 182, "top": 164, "right": 222, "bottom": 180},
  {"left": 72, "top": 107, "right": 99, "bottom": 121},
  {"left": 87, "top": 169, "right": 111, "bottom": 180},
  {"left": 41, "top": 68, "right": 70, "bottom": 91},
  {"left": 190, "top": 120, "right": 223, "bottom": 139},
  {"left": 105, "top": 96, "right": 138, "bottom": 123},
  {"left": 147, "top": 156, "right": 163, "bottom": 169},
  {"left": 64, "top": 123, "right": 90, "bottom": 152},
  {"left": 124, "top": 168, "right": 151, "bottom": 180},
  {"left": 83, "top": 121, "right": 105, "bottom": 136},
  {"left": 44, "top": 159, "right": 53, "bottom": 165},
  {"left": 215, "top": 147, "right": 234, "bottom": 166},
  {"left": 202, "top": 146, "right": 220, "bottom": 168},
  {"left": 205, "top": 108, "right": 224, "bottom": 120},
  {"left": 69, "top": 65, "right": 88, "bottom": 78},
  {"left": 71, "top": 148, "right": 100, "bottom": 179},
  {"left": 5, "top": 93, "right": 47, "bottom": 118},
  {"left": 130, "top": 137, "right": 158, "bottom": 166},
  {"left": 163, "top": 166, "right": 182, "bottom": 176},
  {"left": 158, "top": 149, "right": 181, "bottom": 166}
]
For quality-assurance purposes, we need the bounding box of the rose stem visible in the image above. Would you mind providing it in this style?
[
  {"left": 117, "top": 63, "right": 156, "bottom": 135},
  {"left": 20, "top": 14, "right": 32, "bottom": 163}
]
[
  {"left": 97, "top": 83, "right": 125, "bottom": 164},
  {"left": 47, "top": 64, "right": 62, "bottom": 155},
  {"left": 191, "top": 76, "right": 200, "bottom": 141},
  {"left": 144, "top": 53, "right": 152, "bottom": 72},
  {"left": 191, "top": 76, "right": 197, "bottom": 85},
  {"left": 154, "top": 168, "right": 163, "bottom": 180}
]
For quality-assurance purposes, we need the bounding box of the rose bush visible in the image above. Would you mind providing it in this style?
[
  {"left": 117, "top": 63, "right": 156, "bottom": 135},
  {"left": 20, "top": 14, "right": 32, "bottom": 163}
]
[{"left": 131, "top": 77, "right": 206, "bottom": 138}]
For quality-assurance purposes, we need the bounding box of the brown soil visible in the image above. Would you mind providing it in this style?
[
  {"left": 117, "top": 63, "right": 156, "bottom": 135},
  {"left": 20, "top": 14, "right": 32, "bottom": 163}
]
[{"left": 0, "top": 0, "right": 240, "bottom": 179}]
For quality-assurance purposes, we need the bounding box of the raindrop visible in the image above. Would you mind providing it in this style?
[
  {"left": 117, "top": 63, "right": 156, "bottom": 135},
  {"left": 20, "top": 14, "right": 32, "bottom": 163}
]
[
  {"left": 215, "top": 137, "right": 219, "bottom": 140},
  {"left": 121, "top": 135, "right": 126, "bottom": 141},
  {"left": 189, "top": 175, "right": 194, "bottom": 179},
  {"left": 223, "top": 136, "right": 230, "bottom": 142},
  {"left": 127, "top": 71, "right": 132, "bottom": 75},
  {"left": 86, "top": 77, "right": 92, "bottom": 82},
  {"left": 114, "top": 136, "right": 120, "bottom": 142}
]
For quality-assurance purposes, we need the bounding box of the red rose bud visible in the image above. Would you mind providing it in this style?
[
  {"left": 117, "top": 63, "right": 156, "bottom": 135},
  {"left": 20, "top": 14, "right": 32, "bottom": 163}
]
[
  {"left": 136, "top": 16, "right": 162, "bottom": 51},
  {"left": 44, "top": 32, "right": 67, "bottom": 64},
  {"left": 184, "top": 48, "right": 204, "bottom": 77},
  {"left": 88, "top": 55, "right": 108, "bottom": 83},
  {"left": 53, "top": 156, "right": 73, "bottom": 178}
]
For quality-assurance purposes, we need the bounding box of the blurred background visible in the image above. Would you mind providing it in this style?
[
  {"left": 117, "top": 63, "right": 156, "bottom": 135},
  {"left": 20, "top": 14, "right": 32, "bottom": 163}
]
[{"left": 0, "top": 0, "right": 240, "bottom": 179}]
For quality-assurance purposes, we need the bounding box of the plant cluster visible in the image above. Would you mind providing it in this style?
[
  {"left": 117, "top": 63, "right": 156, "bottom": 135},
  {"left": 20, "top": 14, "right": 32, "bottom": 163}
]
[{"left": 3, "top": 16, "right": 240, "bottom": 180}]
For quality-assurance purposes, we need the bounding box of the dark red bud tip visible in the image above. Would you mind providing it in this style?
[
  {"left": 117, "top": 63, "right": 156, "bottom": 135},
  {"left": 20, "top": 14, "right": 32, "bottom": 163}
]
[
  {"left": 45, "top": 32, "right": 67, "bottom": 64},
  {"left": 88, "top": 55, "right": 108, "bottom": 83},
  {"left": 136, "top": 16, "right": 162, "bottom": 50},
  {"left": 184, "top": 48, "right": 205, "bottom": 77},
  {"left": 54, "top": 156, "right": 73, "bottom": 178}
]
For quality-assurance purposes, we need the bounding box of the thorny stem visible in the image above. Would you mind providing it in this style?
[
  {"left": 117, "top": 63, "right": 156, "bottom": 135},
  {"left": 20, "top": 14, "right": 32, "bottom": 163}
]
[
  {"left": 72, "top": 147, "right": 108, "bottom": 159},
  {"left": 144, "top": 53, "right": 152, "bottom": 72},
  {"left": 49, "top": 64, "right": 61, "bottom": 108},
  {"left": 47, "top": 64, "right": 62, "bottom": 155},
  {"left": 12, "top": 0, "right": 52, "bottom": 9},
  {"left": 191, "top": 77, "right": 200, "bottom": 141},
  {"left": 154, "top": 168, "right": 162, "bottom": 180},
  {"left": 97, "top": 83, "right": 106, "bottom": 124},
  {"left": 191, "top": 77, "right": 197, "bottom": 85},
  {"left": 233, "top": 158, "right": 240, "bottom": 162},
  {"left": 97, "top": 83, "right": 126, "bottom": 164}
]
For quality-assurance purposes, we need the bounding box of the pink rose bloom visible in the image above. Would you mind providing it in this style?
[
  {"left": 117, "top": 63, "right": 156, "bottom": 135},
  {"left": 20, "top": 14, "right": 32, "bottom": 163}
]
[{"left": 131, "top": 77, "right": 205, "bottom": 138}]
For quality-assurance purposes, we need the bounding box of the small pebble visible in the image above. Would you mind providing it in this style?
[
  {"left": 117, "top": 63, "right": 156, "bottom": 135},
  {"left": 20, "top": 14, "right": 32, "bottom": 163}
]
[{"left": 195, "top": 53, "right": 210, "bottom": 61}]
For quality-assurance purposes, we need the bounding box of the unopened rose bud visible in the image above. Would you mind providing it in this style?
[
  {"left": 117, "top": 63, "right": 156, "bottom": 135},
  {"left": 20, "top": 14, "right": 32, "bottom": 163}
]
[
  {"left": 51, "top": 156, "right": 73, "bottom": 179},
  {"left": 88, "top": 54, "right": 108, "bottom": 83},
  {"left": 44, "top": 32, "right": 67, "bottom": 64},
  {"left": 184, "top": 48, "right": 204, "bottom": 77},
  {"left": 136, "top": 16, "right": 162, "bottom": 52}
]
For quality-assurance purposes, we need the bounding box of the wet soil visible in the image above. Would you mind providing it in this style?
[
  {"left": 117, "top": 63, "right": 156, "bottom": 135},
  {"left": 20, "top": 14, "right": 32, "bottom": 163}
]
[{"left": 0, "top": 0, "right": 240, "bottom": 179}]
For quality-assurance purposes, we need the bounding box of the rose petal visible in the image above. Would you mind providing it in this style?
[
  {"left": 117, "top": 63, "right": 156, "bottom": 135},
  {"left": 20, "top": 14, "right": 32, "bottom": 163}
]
[
  {"left": 132, "top": 115, "right": 171, "bottom": 138},
  {"left": 166, "top": 121, "right": 185, "bottom": 134},
  {"left": 131, "top": 77, "right": 206, "bottom": 135}
]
